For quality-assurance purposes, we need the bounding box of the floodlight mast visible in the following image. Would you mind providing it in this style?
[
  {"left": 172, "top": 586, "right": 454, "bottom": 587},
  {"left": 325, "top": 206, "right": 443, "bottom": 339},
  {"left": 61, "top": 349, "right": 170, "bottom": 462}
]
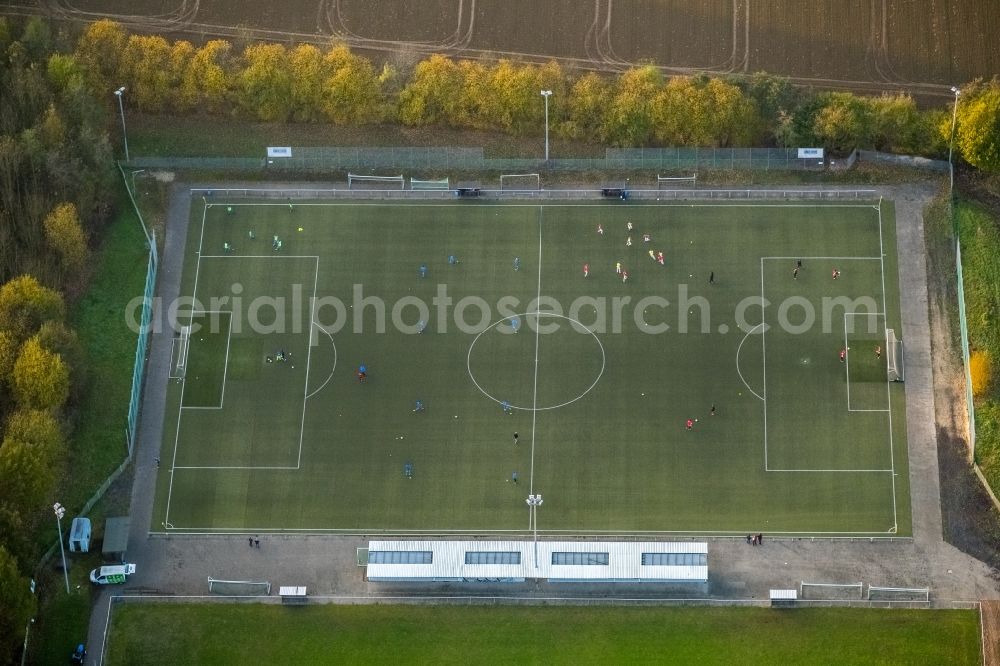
[
  {"left": 540, "top": 90, "right": 553, "bottom": 161},
  {"left": 114, "top": 86, "right": 129, "bottom": 162}
]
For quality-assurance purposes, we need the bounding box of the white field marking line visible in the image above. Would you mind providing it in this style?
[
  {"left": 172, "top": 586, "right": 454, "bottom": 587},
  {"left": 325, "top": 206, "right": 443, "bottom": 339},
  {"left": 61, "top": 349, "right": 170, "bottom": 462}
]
[
  {"left": 196, "top": 200, "right": 877, "bottom": 210},
  {"left": 172, "top": 465, "right": 300, "bottom": 470},
  {"left": 180, "top": 311, "right": 233, "bottom": 411},
  {"left": 844, "top": 311, "right": 890, "bottom": 413},
  {"left": 528, "top": 206, "right": 543, "bottom": 501},
  {"left": 844, "top": 314, "right": 852, "bottom": 409},
  {"left": 304, "top": 320, "right": 338, "bottom": 400},
  {"left": 164, "top": 201, "right": 210, "bottom": 527},
  {"left": 199, "top": 255, "right": 319, "bottom": 259},
  {"left": 154, "top": 525, "right": 903, "bottom": 536},
  {"left": 296, "top": 257, "right": 320, "bottom": 468},
  {"left": 736, "top": 322, "right": 765, "bottom": 401},
  {"left": 760, "top": 256, "right": 769, "bottom": 470},
  {"left": 877, "top": 199, "right": 899, "bottom": 533},
  {"left": 767, "top": 468, "right": 894, "bottom": 473},
  {"left": 762, "top": 256, "right": 883, "bottom": 260}
]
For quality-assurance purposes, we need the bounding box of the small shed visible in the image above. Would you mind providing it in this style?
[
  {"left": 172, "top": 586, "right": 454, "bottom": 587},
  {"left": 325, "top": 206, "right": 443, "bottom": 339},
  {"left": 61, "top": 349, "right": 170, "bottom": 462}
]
[
  {"left": 69, "top": 517, "right": 91, "bottom": 553},
  {"left": 102, "top": 517, "right": 130, "bottom": 562}
]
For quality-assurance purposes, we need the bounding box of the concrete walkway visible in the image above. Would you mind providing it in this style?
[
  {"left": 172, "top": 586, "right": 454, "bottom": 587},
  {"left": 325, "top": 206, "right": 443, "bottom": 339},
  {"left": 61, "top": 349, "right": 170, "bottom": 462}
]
[{"left": 86, "top": 182, "right": 998, "bottom": 662}]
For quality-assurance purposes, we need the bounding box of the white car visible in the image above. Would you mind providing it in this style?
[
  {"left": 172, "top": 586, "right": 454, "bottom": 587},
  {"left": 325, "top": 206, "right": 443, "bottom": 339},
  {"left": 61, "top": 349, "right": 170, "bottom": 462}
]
[{"left": 89, "top": 563, "right": 136, "bottom": 585}]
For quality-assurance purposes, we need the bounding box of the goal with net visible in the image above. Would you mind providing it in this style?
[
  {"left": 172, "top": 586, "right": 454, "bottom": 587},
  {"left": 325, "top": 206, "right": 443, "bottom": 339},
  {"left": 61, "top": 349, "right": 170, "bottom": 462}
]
[
  {"left": 347, "top": 173, "right": 404, "bottom": 190},
  {"left": 799, "top": 581, "right": 864, "bottom": 600},
  {"left": 499, "top": 173, "right": 540, "bottom": 192},
  {"left": 207, "top": 576, "right": 271, "bottom": 595},
  {"left": 170, "top": 325, "right": 191, "bottom": 380},
  {"left": 886, "top": 328, "right": 904, "bottom": 382},
  {"left": 657, "top": 174, "right": 697, "bottom": 189},
  {"left": 410, "top": 177, "right": 450, "bottom": 190}
]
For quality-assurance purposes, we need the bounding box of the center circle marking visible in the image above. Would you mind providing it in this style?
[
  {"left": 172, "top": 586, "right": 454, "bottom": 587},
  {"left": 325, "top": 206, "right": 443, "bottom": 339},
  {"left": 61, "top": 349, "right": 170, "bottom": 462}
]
[{"left": 466, "top": 312, "right": 606, "bottom": 411}]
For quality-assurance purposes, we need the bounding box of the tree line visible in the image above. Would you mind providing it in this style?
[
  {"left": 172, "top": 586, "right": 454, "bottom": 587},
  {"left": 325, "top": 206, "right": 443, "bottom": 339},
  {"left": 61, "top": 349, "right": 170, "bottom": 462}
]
[
  {"left": 72, "top": 19, "right": 1000, "bottom": 169},
  {"left": 0, "top": 16, "right": 112, "bottom": 664}
]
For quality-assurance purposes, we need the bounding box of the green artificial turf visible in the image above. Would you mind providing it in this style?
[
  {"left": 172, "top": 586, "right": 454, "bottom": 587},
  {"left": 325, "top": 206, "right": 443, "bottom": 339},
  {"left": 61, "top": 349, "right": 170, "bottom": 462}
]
[
  {"left": 153, "top": 200, "right": 909, "bottom": 535},
  {"left": 106, "top": 604, "right": 978, "bottom": 665}
]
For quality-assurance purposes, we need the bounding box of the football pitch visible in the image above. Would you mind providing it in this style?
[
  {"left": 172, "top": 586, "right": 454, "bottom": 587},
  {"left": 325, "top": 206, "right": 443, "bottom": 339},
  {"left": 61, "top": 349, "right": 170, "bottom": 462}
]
[{"left": 153, "top": 197, "right": 910, "bottom": 536}]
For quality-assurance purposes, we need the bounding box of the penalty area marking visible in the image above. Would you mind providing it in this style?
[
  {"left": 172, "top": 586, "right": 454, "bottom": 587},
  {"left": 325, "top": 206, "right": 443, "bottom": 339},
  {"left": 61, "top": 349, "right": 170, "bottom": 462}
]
[{"left": 736, "top": 322, "right": 765, "bottom": 401}]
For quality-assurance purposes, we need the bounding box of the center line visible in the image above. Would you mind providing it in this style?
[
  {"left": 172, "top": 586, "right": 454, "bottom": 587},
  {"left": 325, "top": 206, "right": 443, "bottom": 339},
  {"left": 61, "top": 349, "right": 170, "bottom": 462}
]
[{"left": 528, "top": 207, "right": 543, "bottom": 497}]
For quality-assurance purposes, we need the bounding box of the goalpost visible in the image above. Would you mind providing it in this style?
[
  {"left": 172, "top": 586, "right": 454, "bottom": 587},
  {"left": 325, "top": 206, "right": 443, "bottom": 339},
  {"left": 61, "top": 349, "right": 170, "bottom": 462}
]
[
  {"left": 207, "top": 576, "right": 271, "bottom": 596},
  {"left": 886, "top": 328, "right": 904, "bottom": 382},
  {"left": 799, "top": 581, "right": 864, "bottom": 599},
  {"left": 410, "top": 177, "right": 450, "bottom": 190},
  {"left": 499, "top": 173, "right": 540, "bottom": 192},
  {"left": 347, "top": 173, "right": 404, "bottom": 190},
  {"left": 170, "top": 325, "right": 191, "bottom": 380},
  {"left": 867, "top": 586, "right": 929, "bottom": 602},
  {"left": 657, "top": 174, "right": 697, "bottom": 189}
]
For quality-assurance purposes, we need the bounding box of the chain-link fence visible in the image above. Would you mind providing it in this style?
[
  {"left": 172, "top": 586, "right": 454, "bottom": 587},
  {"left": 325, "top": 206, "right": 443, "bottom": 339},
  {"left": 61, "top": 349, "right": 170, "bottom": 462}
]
[{"left": 131, "top": 146, "right": 827, "bottom": 173}]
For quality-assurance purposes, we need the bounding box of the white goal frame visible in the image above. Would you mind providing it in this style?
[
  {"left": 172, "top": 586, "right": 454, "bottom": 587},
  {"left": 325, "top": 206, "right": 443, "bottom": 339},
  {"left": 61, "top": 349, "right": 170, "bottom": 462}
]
[
  {"left": 867, "top": 586, "right": 929, "bottom": 601},
  {"left": 410, "top": 177, "right": 450, "bottom": 190},
  {"left": 799, "top": 581, "right": 864, "bottom": 599},
  {"left": 347, "top": 173, "right": 404, "bottom": 190},
  {"left": 207, "top": 576, "right": 271, "bottom": 595},
  {"left": 170, "top": 325, "right": 192, "bottom": 379},
  {"left": 886, "top": 328, "right": 904, "bottom": 382},
  {"left": 499, "top": 173, "right": 540, "bottom": 192},
  {"left": 657, "top": 174, "right": 697, "bottom": 189}
]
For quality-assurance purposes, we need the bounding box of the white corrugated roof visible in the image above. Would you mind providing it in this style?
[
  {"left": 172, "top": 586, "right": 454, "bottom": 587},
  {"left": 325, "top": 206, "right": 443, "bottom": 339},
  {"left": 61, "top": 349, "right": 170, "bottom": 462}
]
[{"left": 366, "top": 540, "right": 708, "bottom": 582}]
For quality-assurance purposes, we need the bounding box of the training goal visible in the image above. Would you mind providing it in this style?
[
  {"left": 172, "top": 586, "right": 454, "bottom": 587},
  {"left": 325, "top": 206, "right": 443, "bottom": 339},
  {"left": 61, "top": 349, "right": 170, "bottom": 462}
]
[
  {"left": 657, "top": 174, "right": 697, "bottom": 189},
  {"left": 347, "top": 173, "right": 404, "bottom": 190},
  {"left": 867, "top": 586, "right": 929, "bottom": 602},
  {"left": 499, "top": 173, "right": 540, "bottom": 192},
  {"left": 170, "top": 325, "right": 191, "bottom": 380},
  {"left": 886, "top": 328, "right": 904, "bottom": 382},
  {"left": 799, "top": 581, "right": 864, "bottom": 600},
  {"left": 207, "top": 576, "right": 271, "bottom": 596},
  {"left": 410, "top": 177, "right": 450, "bottom": 190}
]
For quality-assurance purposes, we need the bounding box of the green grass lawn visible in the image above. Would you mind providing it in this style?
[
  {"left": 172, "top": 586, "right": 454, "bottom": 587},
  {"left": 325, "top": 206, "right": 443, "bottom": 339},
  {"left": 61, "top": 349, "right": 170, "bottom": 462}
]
[
  {"left": 153, "top": 199, "right": 909, "bottom": 535},
  {"left": 107, "top": 604, "right": 980, "bottom": 665}
]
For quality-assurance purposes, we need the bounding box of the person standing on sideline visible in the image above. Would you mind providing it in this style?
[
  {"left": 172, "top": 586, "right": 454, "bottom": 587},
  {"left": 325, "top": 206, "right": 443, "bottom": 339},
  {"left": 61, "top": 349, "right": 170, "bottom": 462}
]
[
  {"left": 839, "top": 348, "right": 847, "bottom": 363},
  {"left": 248, "top": 537, "right": 253, "bottom": 548}
]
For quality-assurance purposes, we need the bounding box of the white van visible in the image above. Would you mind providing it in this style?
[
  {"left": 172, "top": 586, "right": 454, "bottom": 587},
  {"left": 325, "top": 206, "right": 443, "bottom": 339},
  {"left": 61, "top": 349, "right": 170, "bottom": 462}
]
[{"left": 89, "top": 563, "right": 136, "bottom": 585}]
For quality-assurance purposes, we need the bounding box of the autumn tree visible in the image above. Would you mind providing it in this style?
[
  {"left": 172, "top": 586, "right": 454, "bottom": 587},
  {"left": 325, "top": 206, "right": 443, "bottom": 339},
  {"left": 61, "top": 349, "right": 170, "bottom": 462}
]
[
  {"left": 602, "top": 65, "right": 662, "bottom": 146},
  {"left": 74, "top": 19, "right": 126, "bottom": 93},
  {"left": 0, "top": 276, "right": 65, "bottom": 345},
  {"left": 398, "top": 54, "right": 464, "bottom": 126},
  {"left": 321, "top": 44, "right": 383, "bottom": 125},
  {"left": 561, "top": 72, "right": 612, "bottom": 141},
  {"left": 42, "top": 203, "right": 87, "bottom": 280},
  {"left": 954, "top": 79, "right": 1000, "bottom": 172},
  {"left": 11, "top": 337, "right": 69, "bottom": 411},
  {"left": 0, "top": 545, "right": 36, "bottom": 665},
  {"left": 236, "top": 43, "right": 292, "bottom": 121},
  {"left": 179, "top": 40, "right": 232, "bottom": 113},
  {"left": 812, "top": 92, "right": 872, "bottom": 153}
]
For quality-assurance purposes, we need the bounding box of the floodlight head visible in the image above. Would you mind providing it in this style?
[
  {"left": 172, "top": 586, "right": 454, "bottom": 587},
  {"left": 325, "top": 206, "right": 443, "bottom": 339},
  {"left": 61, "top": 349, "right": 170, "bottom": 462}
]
[
  {"left": 540, "top": 90, "right": 552, "bottom": 97},
  {"left": 950, "top": 86, "right": 960, "bottom": 95},
  {"left": 115, "top": 86, "right": 125, "bottom": 95}
]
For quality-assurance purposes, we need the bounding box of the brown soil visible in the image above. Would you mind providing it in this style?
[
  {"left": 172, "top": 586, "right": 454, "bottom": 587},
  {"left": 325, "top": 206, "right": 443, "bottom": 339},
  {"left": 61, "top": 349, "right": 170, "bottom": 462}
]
[{"left": 982, "top": 601, "right": 1000, "bottom": 665}]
